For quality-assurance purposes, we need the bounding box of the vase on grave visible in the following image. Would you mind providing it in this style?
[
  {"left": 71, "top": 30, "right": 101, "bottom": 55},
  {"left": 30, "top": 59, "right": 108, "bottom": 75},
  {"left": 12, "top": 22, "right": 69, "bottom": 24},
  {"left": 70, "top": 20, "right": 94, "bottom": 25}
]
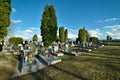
[{"left": 27, "top": 53, "right": 33, "bottom": 64}]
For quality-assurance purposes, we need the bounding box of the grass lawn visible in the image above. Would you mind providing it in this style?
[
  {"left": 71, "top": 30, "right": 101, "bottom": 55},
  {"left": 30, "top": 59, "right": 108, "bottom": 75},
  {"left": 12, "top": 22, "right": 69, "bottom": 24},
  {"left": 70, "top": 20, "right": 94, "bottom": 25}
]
[
  {"left": 0, "top": 53, "right": 17, "bottom": 80},
  {"left": 102, "top": 42, "right": 120, "bottom": 46},
  {"left": 12, "top": 46, "right": 120, "bottom": 80}
]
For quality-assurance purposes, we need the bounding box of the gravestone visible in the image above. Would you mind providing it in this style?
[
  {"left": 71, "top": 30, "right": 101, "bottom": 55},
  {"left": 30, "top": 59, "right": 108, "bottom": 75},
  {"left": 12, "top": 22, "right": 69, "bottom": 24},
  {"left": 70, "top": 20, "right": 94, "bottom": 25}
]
[
  {"left": 71, "top": 41, "right": 75, "bottom": 47},
  {"left": 48, "top": 46, "right": 53, "bottom": 53},
  {"left": 82, "top": 42, "right": 85, "bottom": 49},
  {"left": 33, "top": 48, "right": 38, "bottom": 55},
  {"left": 49, "top": 46, "right": 64, "bottom": 56},
  {"left": 18, "top": 50, "right": 38, "bottom": 73},
  {"left": 18, "top": 44, "right": 24, "bottom": 51},
  {"left": 12, "top": 45, "right": 21, "bottom": 52},
  {"left": 0, "top": 44, "right": 3, "bottom": 52},
  {"left": 12, "top": 51, "right": 47, "bottom": 78},
  {"left": 64, "top": 43, "right": 69, "bottom": 52},
  {"left": 83, "top": 49, "right": 92, "bottom": 52},
  {"left": 38, "top": 54, "right": 62, "bottom": 65},
  {"left": 53, "top": 45, "right": 58, "bottom": 53}
]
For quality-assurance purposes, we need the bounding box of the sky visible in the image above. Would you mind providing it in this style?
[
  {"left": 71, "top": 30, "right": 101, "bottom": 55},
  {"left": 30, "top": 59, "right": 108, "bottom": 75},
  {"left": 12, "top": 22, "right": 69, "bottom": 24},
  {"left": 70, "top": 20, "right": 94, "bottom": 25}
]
[{"left": 10, "top": 0, "right": 120, "bottom": 41}]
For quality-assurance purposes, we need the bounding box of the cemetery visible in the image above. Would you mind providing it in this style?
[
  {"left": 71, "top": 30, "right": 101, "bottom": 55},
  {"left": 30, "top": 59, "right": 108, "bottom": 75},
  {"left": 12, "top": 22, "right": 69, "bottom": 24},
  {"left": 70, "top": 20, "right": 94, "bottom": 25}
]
[
  {"left": 5, "top": 44, "right": 119, "bottom": 80},
  {"left": 11, "top": 41, "right": 63, "bottom": 77},
  {"left": 1, "top": 24, "right": 119, "bottom": 80},
  {"left": 0, "top": 0, "right": 120, "bottom": 80},
  {"left": 0, "top": 38, "right": 95, "bottom": 79},
  {"left": 0, "top": 34, "right": 120, "bottom": 80}
]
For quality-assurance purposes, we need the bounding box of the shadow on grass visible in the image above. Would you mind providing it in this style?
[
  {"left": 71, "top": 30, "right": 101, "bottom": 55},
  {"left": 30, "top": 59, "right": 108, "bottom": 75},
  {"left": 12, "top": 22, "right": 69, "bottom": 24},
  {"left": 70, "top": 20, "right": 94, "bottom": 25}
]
[
  {"left": 51, "top": 65, "right": 88, "bottom": 80},
  {"left": 12, "top": 68, "right": 54, "bottom": 80},
  {"left": 32, "top": 69, "right": 54, "bottom": 80}
]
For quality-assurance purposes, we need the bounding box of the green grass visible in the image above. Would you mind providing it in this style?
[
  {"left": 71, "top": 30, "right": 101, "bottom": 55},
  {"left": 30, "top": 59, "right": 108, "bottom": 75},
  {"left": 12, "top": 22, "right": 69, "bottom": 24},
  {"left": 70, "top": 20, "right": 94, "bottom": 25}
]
[
  {"left": 0, "top": 54, "right": 17, "bottom": 80},
  {"left": 12, "top": 46, "right": 120, "bottom": 80},
  {"left": 102, "top": 42, "right": 120, "bottom": 46}
]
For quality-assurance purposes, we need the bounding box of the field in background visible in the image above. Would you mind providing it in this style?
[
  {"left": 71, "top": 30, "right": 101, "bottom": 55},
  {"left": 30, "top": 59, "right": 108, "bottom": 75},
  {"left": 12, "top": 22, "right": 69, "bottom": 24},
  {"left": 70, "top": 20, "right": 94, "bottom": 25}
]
[
  {"left": 102, "top": 42, "right": 120, "bottom": 46},
  {"left": 12, "top": 45, "right": 120, "bottom": 80}
]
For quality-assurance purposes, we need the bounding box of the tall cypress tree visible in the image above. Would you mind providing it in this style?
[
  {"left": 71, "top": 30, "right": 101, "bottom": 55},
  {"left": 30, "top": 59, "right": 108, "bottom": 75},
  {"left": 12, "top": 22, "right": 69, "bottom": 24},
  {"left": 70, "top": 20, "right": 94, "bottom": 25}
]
[
  {"left": 0, "top": 0, "right": 11, "bottom": 39},
  {"left": 64, "top": 29, "right": 68, "bottom": 42},
  {"left": 40, "top": 4, "right": 58, "bottom": 47},
  {"left": 59, "top": 27, "right": 65, "bottom": 43},
  {"left": 107, "top": 35, "right": 110, "bottom": 40}
]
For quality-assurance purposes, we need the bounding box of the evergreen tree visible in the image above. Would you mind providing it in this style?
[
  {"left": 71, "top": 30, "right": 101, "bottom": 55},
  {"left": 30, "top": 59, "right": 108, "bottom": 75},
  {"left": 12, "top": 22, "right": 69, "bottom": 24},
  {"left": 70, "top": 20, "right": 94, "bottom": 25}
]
[
  {"left": 107, "top": 35, "right": 110, "bottom": 40},
  {"left": 59, "top": 27, "right": 65, "bottom": 43},
  {"left": 40, "top": 4, "right": 58, "bottom": 47},
  {"left": 110, "top": 37, "right": 112, "bottom": 40},
  {"left": 0, "top": 0, "right": 11, "bottom": 39},
  {"left": 32, "top": 34, "right": 38, "bottom": 41},
  {"left": 64, "top": 29, "right": 68, "bottom": 42}
]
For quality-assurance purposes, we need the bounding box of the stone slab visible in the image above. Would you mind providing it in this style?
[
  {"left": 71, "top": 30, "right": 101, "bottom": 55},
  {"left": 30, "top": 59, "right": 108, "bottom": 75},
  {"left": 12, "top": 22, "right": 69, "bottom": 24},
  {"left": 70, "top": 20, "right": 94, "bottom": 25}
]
[
  {"left": 12, "top": 58, "right": 47, "bottom": 78},
  {"left": 38, "top": 54, "right": 62, "bottom": 65}
]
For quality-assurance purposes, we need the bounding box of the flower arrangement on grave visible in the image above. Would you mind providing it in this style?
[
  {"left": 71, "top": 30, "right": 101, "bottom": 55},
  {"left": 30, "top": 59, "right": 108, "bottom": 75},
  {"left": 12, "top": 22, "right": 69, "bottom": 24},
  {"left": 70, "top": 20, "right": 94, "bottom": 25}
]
[
  {"left": 27, "top": 53, "right": 33, "bottom": 64},
  {"left": 47, "top": 52, "right": 51, "bottom": 57}
]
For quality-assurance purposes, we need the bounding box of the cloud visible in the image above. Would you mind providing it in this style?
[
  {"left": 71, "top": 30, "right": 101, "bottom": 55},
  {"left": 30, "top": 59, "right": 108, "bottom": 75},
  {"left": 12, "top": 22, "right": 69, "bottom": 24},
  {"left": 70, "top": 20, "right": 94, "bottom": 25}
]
[
  {"left": 14, "top": 29, "right": 33, "bottom": 39},
  {"left": 105, "top": 18, "right": 120, "bottom": 22},
  {"left": 67, "top": 28, "right": 78, "bottom": 40},
  {"left": 88, "top": 29, "right": 103, "bottom": 38},
  {"left": 37, "top": 34, "right": 42, "bottom": 39},
  {"left": 12, "top": 8, "right": 16, "bottom": 13},
  {"left": 11, "top": 19, "right": 22, "bottom": 23},
  {"left": 15, "top": 33, "right": 42, "bottom": 41},
  {"left": 106, "top": 32, "right": 113, "bottom": 35},
  {"left": 104, "top": 25, "right": 120, "bottom": 39},
  {"left": 58, "top": 27, "right": 78, "bottom": 40},
  {"left": 15, "top": 34, "right": 32, "bottom": 40},
  {"left": 97, "top": 18, "right": 120, "bottom": 22},
  {"left": 30, "top": 27, "right": 39, "bottom": 30},
  {"left": 104, "top": 25, "right": 120, "bottom": 29},
  {"left": 13, "top": 27, "right": 42, "bottom": 40},
  {"left": 24, "top": 29, "right": 32, "bottom": 33},
  {"left": 97, "top": 20, "right": 103, "bottom": 22},
  {"left": 68, "top": 32, "right": 78, "bottom": 39},
  {"left": 68, "top": 28, "right": 78, "bottom": 34}
]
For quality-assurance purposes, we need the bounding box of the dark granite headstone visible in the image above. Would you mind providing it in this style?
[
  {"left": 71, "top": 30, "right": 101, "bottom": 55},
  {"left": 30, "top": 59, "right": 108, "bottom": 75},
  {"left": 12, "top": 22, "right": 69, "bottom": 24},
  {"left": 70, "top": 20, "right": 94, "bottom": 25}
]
[{"left": 0, "top": 44, "right": 3, "bottom": 51}]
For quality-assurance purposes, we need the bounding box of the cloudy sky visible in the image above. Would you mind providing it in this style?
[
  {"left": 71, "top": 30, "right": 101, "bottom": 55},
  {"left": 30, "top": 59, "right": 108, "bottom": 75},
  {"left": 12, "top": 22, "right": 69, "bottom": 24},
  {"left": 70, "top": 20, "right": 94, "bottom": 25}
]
[{"left": 10, "top": 0, "right": 120, "bottom": 41}]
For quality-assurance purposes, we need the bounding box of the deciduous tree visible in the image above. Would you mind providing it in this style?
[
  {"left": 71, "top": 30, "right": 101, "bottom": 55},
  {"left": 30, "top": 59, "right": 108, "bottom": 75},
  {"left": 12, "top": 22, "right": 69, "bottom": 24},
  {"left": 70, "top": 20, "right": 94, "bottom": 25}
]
[
  {"left": 59, "top": 27, "right": 65, "bottom": 43},
  {"left": 32, "top": 34, "right": 38, "bottom": 41},
  {"left": 9, "top": 37, "right": 23, "bottom": 45},
  {"left": 90, "top": 37, "right": 98, "bottom": 44},
  {"left": 64, "top": 29, "right": 68, "bottom": 42},
  {"left": 78, "top": 28, "right": 87, "bottom": 43}
]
